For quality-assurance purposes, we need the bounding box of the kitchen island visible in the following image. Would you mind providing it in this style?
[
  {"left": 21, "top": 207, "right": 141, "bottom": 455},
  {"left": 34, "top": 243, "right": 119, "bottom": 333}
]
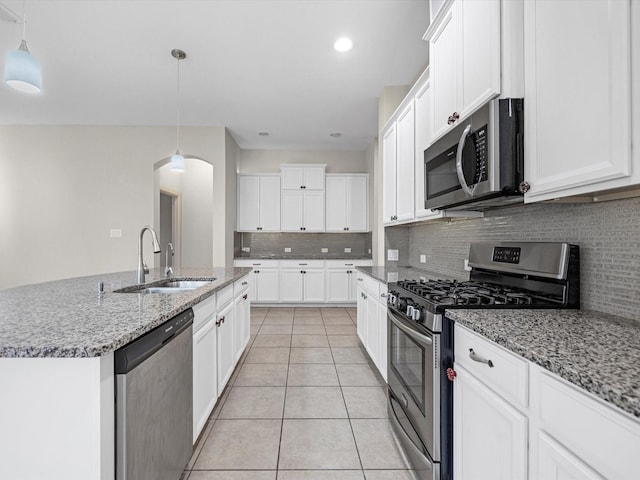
[{"left": 0, "top": 267, "right": 251, "bottom": 480}]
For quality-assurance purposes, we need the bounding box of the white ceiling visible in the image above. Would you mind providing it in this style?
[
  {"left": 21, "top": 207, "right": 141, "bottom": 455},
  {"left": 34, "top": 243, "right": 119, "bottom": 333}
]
[{"left": 0, "top": 0, "right": 429, "bottom": 151}]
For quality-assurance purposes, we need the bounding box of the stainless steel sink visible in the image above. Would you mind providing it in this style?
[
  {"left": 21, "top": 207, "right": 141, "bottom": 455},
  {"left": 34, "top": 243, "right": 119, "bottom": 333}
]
[{"left": 115, "top": 279, "right": 215, "bottom": 294}]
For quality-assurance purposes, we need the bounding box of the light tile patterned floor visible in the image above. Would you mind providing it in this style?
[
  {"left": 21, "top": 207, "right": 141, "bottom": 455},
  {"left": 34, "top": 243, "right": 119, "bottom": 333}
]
[{"left": 183, "top": 307, "right": 415, "bottom": 480}]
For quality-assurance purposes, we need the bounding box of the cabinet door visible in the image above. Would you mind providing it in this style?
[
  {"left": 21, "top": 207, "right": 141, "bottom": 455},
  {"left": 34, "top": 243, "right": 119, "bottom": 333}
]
[
  {"left": 459, "top": 0, "right": 501, "bottom": 119},
  {"left": 281, "top": 166, "right": 305, "bottom": 190},
  {"left": 304, "top": 166, "right": 326, "bottom": 190},
  {"left": 233, "top": 292, "right": 250, "bottom": 362},
  {"left": 281, "top": 190, "right": 304, "bottom": 231},
  {"left": 259, "top": 176, "right": 281, "bottom": 231},
  {"left": 255, "top": 268, "right": 280, "bottom": 303},
  {"left": 303, "top": 191, "right": 325, "bottom": 232},
  {"left": 326, "top": 268, "right": 350, "bottom": 303},
  {"left": 193, "top": 319, "right": 217, "bottom": 443},
  {"left": 365, "top": 293, "right": 380, "bottom": 367},
  {"left": 325, "top": 177, "right": 347, "bottom": 232},
  {"left": 304, "top": 268, "right": 325, "bottom": 303},
  {"left": 346, "top": 175, "right": 369, "bottom": 232},
  {"left": 347, "top": 270, "right": 359, "bottom": 302},
  {"left": 376, "top": 299, "right": 388, "bottom": 381},
  {"left": 280, "top": 269, "right": 304, "bottom": 302},
  {"left": 356, "top": 287, "right": 367, "bottom": 345},
  {"left": 382, "top": 124, "right": 397, "bottom": 225},
  {"left": 429, "top": 4, "right": 458, "bottom": 141},
  {"left": 216, "top": 302, "right": 235, "bottom": 394},
  {"left": 454, "top": 364, "right": 528, "bottom": 480},
  {"left": 536, "top": 432, "right": 605, "bottom": 480},
  {"left": 237, "top": 175, "right": 260, "bottom": 231},
  {"left": 396, "top": 101, "right": 416, "bottom": 222},
  {"left": 524, "top": 0, "right": 631, "bottom": 201}
]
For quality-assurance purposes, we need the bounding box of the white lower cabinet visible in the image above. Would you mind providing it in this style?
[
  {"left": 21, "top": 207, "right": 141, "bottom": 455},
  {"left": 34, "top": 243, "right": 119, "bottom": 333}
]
[
  {"left": 233, "top": 277, "right": 250, "bottom": 363},
  {"left": 234, "top": 260, "right": 279, "bottom": 302},
  {"left": 280, "top": 260, "right": 325, "bottom": 303},
  {"left": 453, "top": 363, "right": 528, "bottom": 480},
  {"left": 215, "top": 291, "right": 235, "bottom": 395},
  {"left": 355, "top": 272, "right": 388, "bottom": 381},
  {"left": 192, "top": 295, "right": 217, "bottom": 444},
  {"left": 325, "top": 260, "right": 372, "bottom": 303},
  {"left": 455, "top": 324, "right": 640, "bottom": 480}
]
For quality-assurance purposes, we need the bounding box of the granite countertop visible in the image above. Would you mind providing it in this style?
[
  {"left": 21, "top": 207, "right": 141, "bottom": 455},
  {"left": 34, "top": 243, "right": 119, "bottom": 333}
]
[
  {"left": 448, "top": 309, "right": 640, "bottom": 418},
  {"left": 356, "top": 265, "right": 457, "bottom": 284},
  {"left": 357, "top": 266, "right": 640, "bottom": 418},
  {"left": 0, "top": 267, "right": 251, "bottom": 359}
]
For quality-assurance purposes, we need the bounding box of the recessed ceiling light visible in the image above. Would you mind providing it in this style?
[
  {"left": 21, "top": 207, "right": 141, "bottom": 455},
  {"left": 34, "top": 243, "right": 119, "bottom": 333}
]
[
  {"left": 330, "top": 132, "right": 342, "bottom": 138},
  {"left": 334, "top": 37, "right": 353, "bottom": 52},
  {"left": 258, "top": 131, "right": 269, "bottom": 136}
]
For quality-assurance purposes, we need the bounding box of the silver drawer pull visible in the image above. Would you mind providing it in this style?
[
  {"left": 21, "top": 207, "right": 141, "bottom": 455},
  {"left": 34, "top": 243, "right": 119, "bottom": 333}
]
[{"left": 469, "top": 348, "right": 494, "bottom": 367}]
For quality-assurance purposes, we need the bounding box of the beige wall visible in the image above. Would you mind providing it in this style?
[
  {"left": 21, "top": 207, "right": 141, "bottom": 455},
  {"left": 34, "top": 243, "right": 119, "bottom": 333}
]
[
  {"left": 0, "top": 125, "right": 227, "bottom": 290},
  {"left": 238, "top": 149, "right": 367, "bottom": 174}
]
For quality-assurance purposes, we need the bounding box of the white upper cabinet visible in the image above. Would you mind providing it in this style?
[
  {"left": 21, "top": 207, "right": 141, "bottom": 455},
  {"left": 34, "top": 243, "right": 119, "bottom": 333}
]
[
  {"left": 237, "top": 174, "right": 280, "bottom": 232},
  {"left": 382, "top": 104, "right": 417, "bottom": 226},
  {"left": 396, "top": 102, "right": 416, "bottom": 222},
  {"left": 281, "top": 164, "right": 326, "bottom": 190},
  {"left": 382, "top": 123, "right": 398, "bottom": 225},
  {"left": 523, "top": 0, "right": 633, "bottom": 202},
  {"left": 325, "top": 175, "right": 369, "bottom": 232},
  {"left": 281, "top": 190, "right": 325, "bottom": 232},
  {"left": 426, "top": 0, "right": 502, "bottom": 144}
]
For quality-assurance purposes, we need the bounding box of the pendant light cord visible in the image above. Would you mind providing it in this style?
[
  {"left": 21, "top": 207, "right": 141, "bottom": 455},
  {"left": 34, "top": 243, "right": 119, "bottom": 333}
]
[
  {"left": 22, "top": 0, "right": 26, "bottom": 40},
  {"left": 175, "top": 55, "right": 181, "bottom": 152}
]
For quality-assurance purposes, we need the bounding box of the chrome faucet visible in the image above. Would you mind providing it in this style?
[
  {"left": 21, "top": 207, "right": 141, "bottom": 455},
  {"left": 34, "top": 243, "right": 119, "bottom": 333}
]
[
  {"left": 137, "top": 225, "right": 162, "bottom": 284},
  {"left": 165, "top": 242, "right": 174, "bottom": 277}
]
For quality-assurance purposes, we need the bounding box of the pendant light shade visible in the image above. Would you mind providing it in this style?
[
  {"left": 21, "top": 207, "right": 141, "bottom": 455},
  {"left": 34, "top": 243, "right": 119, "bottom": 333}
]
[
  {"left": 171, "top": 151, "right": 185, "bottom": 172},
  {"left": 4, "top": 2, "right": 41, "bottom": 94},
  {"left": 4, "top": 39, "right": 41, "bottom": 94}
]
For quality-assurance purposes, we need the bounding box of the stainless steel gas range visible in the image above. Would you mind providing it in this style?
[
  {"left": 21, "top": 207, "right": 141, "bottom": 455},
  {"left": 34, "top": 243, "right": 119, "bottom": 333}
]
[{"left": 386, "top": 241, "right": 580, "bottom": 480}]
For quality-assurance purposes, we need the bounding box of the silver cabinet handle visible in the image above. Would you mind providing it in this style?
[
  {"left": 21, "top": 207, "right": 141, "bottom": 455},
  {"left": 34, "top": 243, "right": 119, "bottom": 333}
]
[
  {"left": 381, "top": 293, "right": 387, "bottom": 298},
  {"left": 455, "top": 123, "right": 477, "bottom": 198},
  {"left": 469, "top": 348, "right": 494, "bottom": 367},
  {"left": 357, "top": 277, "right": 363, "bottom": 281},
  {"left": 242, "top": 281, "right": 248, "bottom": 286},
  {"left": 388, "top": 310, "right": 433, "bottom": 347}
]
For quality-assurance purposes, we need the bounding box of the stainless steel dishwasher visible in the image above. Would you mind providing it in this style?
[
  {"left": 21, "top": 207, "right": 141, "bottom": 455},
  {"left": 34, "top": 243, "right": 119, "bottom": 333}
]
[{"left": 115, "top": 308, "right": 194, "bottom": 480}]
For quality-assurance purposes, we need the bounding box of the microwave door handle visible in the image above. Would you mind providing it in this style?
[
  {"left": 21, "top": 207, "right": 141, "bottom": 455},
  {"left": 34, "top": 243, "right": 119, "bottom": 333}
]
[{"left": 455, "top": 123, "right": 477, "bottom": 197}]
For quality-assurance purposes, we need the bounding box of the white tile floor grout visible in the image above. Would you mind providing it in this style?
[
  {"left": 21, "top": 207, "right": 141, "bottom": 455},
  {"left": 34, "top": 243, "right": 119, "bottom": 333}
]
[{"left": 183, "top": 307, "right": 417, "bottom": 480}]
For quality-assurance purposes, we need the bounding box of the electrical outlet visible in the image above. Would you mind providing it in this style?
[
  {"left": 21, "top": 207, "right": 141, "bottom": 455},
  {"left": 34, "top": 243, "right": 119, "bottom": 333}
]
[
  {"left": 464, "top": 259, "right": 472, "bottom": 271},
  {"left": 419, "top": 276, "right": 426, "bottom": 282},
  {"left": 110, "top": 229, "right": 122, "bottom": 238},
  {"left": 344, "top": 247, "right": 352, "bottom": 253},
  {"left": 241, "top": 247, "right": 250, "bottom": 253},
  {"left": 321, "top": 248, "right": 328, "bottom": 253},
  {"left": 284, "top": 247, "right": 292, "bottom": 253},
  {"left": 387, "top": 249, "right": 399, "bottom": 261},
  {"left": 368, "top": 248, "right": 372, "bottom": 254},
  {"left": 420, "top": 254, "right": 426, "bottom": 263}
]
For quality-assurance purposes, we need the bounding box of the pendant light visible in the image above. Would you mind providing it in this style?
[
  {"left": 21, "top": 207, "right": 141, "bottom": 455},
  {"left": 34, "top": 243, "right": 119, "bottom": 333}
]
[
  {"left": 170, "top": 49, "right": 186, "bottom": 172},
  {"left": 4, "top": 0, "right": 41, "bottom": 94}
]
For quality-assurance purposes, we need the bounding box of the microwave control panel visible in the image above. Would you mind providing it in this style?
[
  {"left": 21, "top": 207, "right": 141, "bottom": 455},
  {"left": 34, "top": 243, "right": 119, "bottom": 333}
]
[{"left": 471, "top": 125, "right": 489, "bottom": 185}]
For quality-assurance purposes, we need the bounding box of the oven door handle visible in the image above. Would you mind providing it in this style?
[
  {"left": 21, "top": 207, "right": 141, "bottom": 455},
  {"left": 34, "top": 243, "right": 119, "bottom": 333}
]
[
  {"left": 455, "top": 123, "right": 477, "bottom": 197},
  {"left": 388, "top": 310, "right": 433, "bottom": 347}
]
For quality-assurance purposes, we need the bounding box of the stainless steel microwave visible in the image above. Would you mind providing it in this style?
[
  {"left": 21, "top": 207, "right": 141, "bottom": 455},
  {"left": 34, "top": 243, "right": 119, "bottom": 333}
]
[{"left": 424, "top": 98, "right": 524, "bottom": 211}]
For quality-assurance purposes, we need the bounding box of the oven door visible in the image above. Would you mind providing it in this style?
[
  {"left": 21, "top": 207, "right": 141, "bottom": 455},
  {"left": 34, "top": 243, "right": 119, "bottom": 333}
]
[{"left": 387, "top": 307, "right": 440, "bottom": 461}]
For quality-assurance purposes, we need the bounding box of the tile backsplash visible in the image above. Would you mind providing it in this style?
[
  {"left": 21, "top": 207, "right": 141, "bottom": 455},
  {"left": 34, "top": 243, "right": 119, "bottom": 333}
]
[
  {"left": 386, "top": 197, "right": 640, "bottom": 320},
  {"left": 235, "top": 232, "right": 372, "bottom": 259}
]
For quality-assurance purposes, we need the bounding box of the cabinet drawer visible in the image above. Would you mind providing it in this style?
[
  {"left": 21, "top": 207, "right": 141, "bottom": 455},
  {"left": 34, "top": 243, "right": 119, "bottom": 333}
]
[
  {"left": 217, "top": 284, "right": 234, "bottom": 309},
  {"left": 325, "top": 259, "right": 372, "bottom": 269},
  {"left": 234, "top": 259, "right": 279, "bottom": 268},
  {"left": 454, "top": 324, "right": 528, "bottom": 409},
  {"left": 234, "top": 276, "right": 249, "bottom": 296},
  {"left": 363, "top": 274, "right": 379, "bottom": 295},
  {"left": 192, "top": 294, "right": 216, "bottom": 332},
  {"left": 536, "top": 368, "right": 640, "bottom": 480},
  {"left": 279, "top": 259, "right": 325, "bottom": 268}
]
